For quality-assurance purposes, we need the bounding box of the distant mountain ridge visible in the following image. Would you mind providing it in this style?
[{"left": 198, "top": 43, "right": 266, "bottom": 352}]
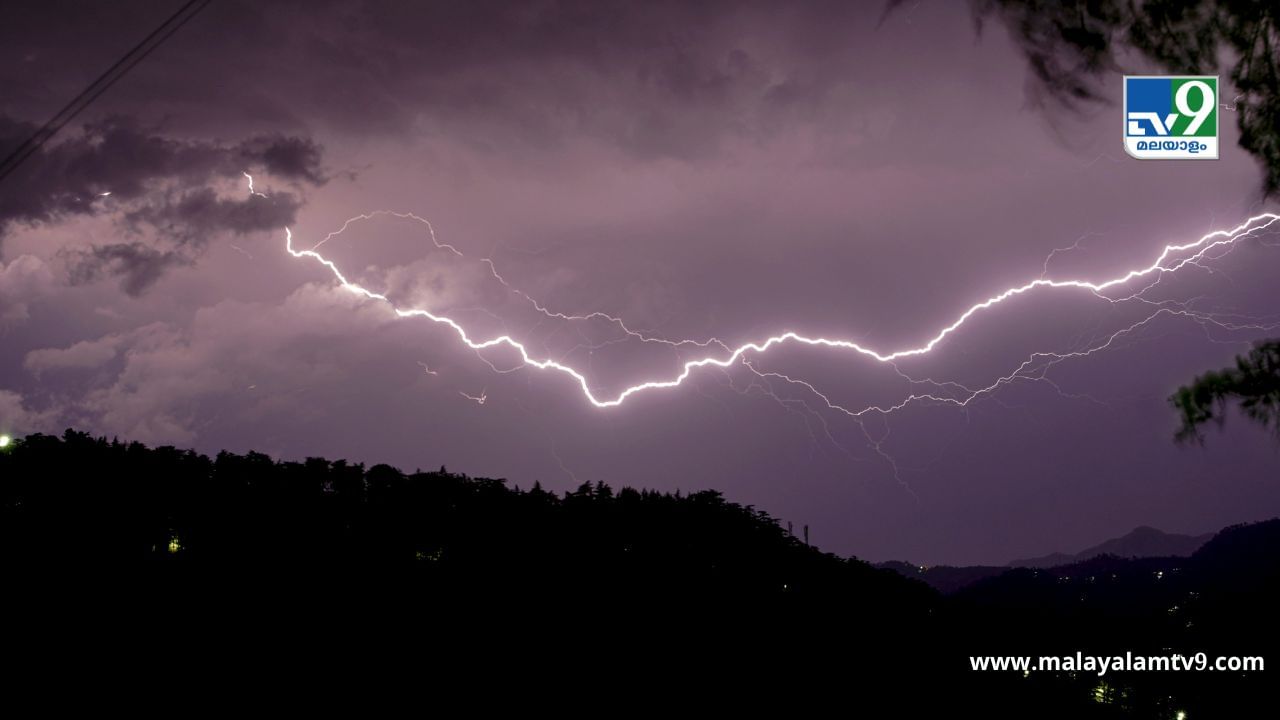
[
  {"left": 1007, "top": 525, "right": 1215, "bottom": 568},
  {"left": 879, "top": 525, "right": 1217, "bottom": 594}
]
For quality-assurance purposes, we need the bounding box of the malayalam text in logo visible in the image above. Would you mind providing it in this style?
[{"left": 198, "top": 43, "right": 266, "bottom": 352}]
[{"left": 1123, "top": 76, "right": 1218, "bottom": 160}]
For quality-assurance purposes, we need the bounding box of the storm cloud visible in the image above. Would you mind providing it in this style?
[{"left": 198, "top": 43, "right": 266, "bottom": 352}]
[
  {"left": 0, "top": 0, "right": 1278, "bottom": 566},
  {"left": 0, "top": 115, "right": 326, "bottom": 293}
]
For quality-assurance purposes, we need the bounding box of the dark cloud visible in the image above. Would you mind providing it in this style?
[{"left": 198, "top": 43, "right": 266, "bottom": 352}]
[
  {"left": 0, "top": 1, "right": 889, "bottom": 160},
  {"left": 123, "top": 188, "right": 303, "bottom": 243},
  {"left": 0, "top": 115, "right": 325, "bottom": 293},
  {"left": 0, "top": 116, "right": 325, "bottom": 231},
  {"left": 67, "top": 242, "right": 184, "bottom": 297},
  {"left": 239, "top": 135, "right": 328, "bottom": 185},
  {"left": 67, "top": 184, "right": 303, "bottom": 296}
]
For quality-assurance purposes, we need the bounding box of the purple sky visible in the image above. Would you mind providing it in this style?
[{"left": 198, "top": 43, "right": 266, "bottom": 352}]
[{"left": 2, "top": 0, "right": 1278, "bottom": 565}]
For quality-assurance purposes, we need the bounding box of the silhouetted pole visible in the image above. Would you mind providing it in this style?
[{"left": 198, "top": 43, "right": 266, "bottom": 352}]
[{"left": 803, "top": 525, "right": 809, "bottom": 547}]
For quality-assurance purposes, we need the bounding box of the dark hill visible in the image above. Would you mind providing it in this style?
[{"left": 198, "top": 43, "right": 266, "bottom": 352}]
[
  {"left": 0, "top": 429, "right": 935, "bottom": 613},
  {"left": 876, "top": 560, "right": 1007, "bottom": 594},
  {"left": 1009, "top": 526, "right": 1215, "bottom": 568},
  {"left": 2, "top": 429, "right": 1276, "bottom": 717}
]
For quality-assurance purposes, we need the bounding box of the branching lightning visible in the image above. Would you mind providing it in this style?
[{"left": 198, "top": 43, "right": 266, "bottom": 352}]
[
  {"left": 247, "top": 172, "right": 1279, "bottom": 485},
  {"left": 280, "top": 195, "right": 1280, "bottom": 409}
]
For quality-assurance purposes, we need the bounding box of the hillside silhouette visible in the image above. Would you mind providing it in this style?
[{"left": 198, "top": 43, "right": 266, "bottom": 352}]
[
  {"left": 883, "top": 526, "right": 1218, "bottom": 594},
  {"left": 877, "top": 560, "right": 1010, "bottom": 594},
  {"left": 2, "top": 429, "right": 1276, "bottom": 717},
  {"left": 1008, "top": 526, "right": 1215, "bottom": 569},
  {"left": 0, "top": 430, "right": 933, "bottom": 608}
]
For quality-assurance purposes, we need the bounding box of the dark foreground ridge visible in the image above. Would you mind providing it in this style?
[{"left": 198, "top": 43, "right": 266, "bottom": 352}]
[{"left": 2, "top": 430, "right": 1276, "bottom": 716}]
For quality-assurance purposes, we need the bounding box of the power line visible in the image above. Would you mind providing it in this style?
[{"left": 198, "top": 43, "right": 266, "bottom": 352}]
[{"left": 0, "top": 0, "right": 213, "bottom": 185}]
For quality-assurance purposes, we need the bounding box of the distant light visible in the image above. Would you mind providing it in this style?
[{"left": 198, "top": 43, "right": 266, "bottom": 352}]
[
  {"left": 1176, "top": 712, "right": 1187, "bottom": 720},
  {"left": 0, "top": 435, "right": 11, "bottom": 448}
]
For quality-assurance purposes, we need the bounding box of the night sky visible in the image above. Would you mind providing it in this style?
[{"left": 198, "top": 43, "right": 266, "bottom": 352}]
[{"left": 2, "top": 0, "right": 1278, "bottom": 565}]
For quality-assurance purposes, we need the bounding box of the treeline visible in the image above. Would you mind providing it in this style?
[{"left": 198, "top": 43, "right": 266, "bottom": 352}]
[
  {"left": 0, "top": 430, "right": 933, "bottom": 612},
  {"left": 3, "top": 429, "right": 1277, "bottom": 717}
]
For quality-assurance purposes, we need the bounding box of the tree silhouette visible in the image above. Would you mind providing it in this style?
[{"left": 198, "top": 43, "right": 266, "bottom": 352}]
[
  {"left": 961, "top": 2, "right": 1280, "bottom": 444},
  {"left": 1171, "top": 339, "right": 1280, "bottom": 442},
  {"left": 971, "top": 0, "right": 1280, "bottom": 194},
  {"left": 3, "top": 428, "right": 1280, "bottom": 714}
]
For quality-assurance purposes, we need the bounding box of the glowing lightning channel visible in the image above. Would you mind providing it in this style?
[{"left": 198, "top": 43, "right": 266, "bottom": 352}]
[
  {"left": 459, "top": 388, "right": 487, "bottom": 405},
  {"left": 282, "top": 204, "right": 1280, "bottom": 409},
  {"left": 244, "top": 171, "right": 267, "bottom": 198}
]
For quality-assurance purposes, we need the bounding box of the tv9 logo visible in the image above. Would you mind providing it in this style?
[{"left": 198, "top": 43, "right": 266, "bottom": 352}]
[{"left": 1123, "top": 76, "right": 1218, "bottom": 160}]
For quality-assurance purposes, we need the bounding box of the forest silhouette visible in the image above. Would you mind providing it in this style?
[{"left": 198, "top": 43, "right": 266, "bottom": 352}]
[{"left": 2, "top": 428, "right": 1275, "bottom": 716}]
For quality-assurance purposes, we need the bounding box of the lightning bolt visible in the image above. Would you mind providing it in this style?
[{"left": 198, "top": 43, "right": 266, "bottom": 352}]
[
  {"left": 229, "top": 170, "right": 1280, "bottom": 492},
  {"left": 281, "top": 204, "right": 1280, "bottom": 409},
  {"left": 229, "top": 173, "right": 1280, "bottom": 480}
]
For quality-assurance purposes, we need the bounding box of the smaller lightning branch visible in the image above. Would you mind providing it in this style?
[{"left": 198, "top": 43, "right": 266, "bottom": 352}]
[
  {"left": 417, "top": 361, "right": 439, "bottom": 376},
  {"left": 727, "top": 360, "right": 846, "bottom": 459},
  {"left": 1041, "top": 231, "right": 1103, "bottom": 279},
  {"left": 459, "top": 388, "right": 487, "bottom": 405},
  {"left": 1221, "top": 94, "right": 1247, "bottom": 114},
  {"left": 312, "top": 209, "right": 731, "bottom": 355},
  {"left": 550, "top": 447, "right": 580, "bottom": 484},
  {"left": 243, "top": 171, "right": 267, "bottom": 198},
  {"left": 1080, "top": 153, "right": 1123, "bottom": 169}
]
